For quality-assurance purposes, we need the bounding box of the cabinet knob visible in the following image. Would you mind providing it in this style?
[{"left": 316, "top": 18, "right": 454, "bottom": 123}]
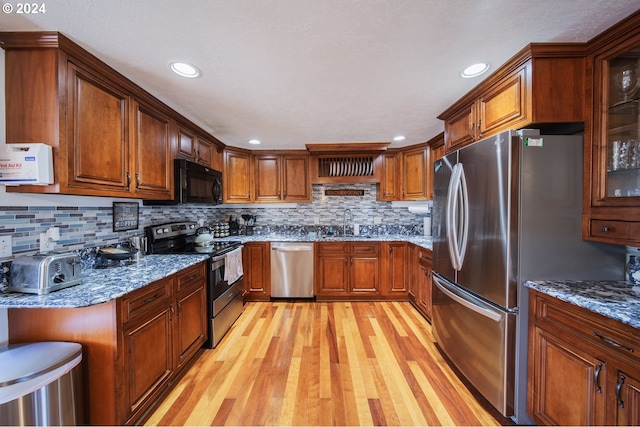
[{"left": 601, "top": 226, "right": 610, "bottom": 232}]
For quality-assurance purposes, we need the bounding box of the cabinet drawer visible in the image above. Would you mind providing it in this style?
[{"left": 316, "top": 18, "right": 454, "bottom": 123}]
[
  {"left": 351, "top": 242, "right": 379, "bottom": 256},
  {"left": 175, "top": 262, "right": 206, "bottom": 293},
  {"left": 121, "top": 278, "right": 172, "bottom": 323},
  {"left": 590, "top": 220, "right": 630, "bottom": 239},
  {"left": 533, "top": 292, "right": 639, "bottom": 364},
  {"left": 317, "top": 242, "right": 349, "bottom": 254}
]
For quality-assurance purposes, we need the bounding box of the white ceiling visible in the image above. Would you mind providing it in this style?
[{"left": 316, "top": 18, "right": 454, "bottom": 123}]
[{"left": 1, "top": 0, "right": 639, "bottom": 150}]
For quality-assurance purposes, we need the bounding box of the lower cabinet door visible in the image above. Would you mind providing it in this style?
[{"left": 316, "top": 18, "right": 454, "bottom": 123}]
[
  {"left": 616, "top": 371, "right": 640, "bottom": 426},
  {"left": 175, "top": 284, "right": 207, "bottom": 370},
  {"left": 123, "top": 306, "right": 173, "bottom": 419},
  {"left": 316, "top": 255, "right": 349, "bottom": 296},
  {"left": 530, "top": 326, "right": 606, "bottom": 426},
  {"left": 350, "top": 256, "right": 380, "bottom": 295}
]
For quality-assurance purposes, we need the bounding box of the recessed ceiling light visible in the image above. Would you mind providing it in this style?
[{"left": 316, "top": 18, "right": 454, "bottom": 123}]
[
  {"left": 248, "top": 139, "right": 262, "bottom": 145},
  {"left": 170, "top": 62, "right": 201, "bottom": 78},
  {"left": 461, "top": 63, "right": 489, "bottom": 78},
  {"left": 393, "top": 135, "right": 406, "bottom": 142}
]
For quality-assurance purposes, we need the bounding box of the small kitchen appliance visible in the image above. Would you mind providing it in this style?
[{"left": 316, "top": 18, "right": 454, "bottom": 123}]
[{"left": 9, "top": 252, "right": 82, "bottom": 294}]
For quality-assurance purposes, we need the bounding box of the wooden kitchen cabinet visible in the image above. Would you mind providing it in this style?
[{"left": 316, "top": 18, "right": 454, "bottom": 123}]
[
  {"left": 1, "top": 31, "right": 227, "bottom": 200},
  {"left": 132, "top": 99, "right": 173, "bottom": 198},
  {"left": 378, "top": 134, "right": 442, "bottom": 201},
  {"left": 242, "top": 242, "right": 271, "bottom": 301},
  {"left": 315, "top": 242, "right": 380, "bottom": 299},
  {"left": 378, "top": 152, "right": 401, "bottom": 201},
  {"left": 528, "top": 289, "right": 640, "bottom": 426},
  {"left": 7, "top": 261, "right": 208, "bottom": 426},
  {"left": 224, "top": 148, "right": 253, "bottom": 203},
  {"left": 176, "top": 124, "right": 222, "bottom": 169},
  {"left": 439, "top": 44, "right": 585, "bottom": 153},
  {"left": 583, "top": 11, "right": 640, "bottom": 246},
  {"left": 174, "top": 265, "right": 208, "bottom": 370},
  {"left": 408, "top": 245, "right": 433, "bottom": 320},
  {"left": 224, "top": 150, "right": 311, "bottom": 203},
  {"left": 382, "top": 242, "right": 409, "bottom": 297},
  {"left": 377, "top": 145, "right": 431, "bottom": 201},
  {"left": 254, "top": 152, "right": 311, "bottom": 203}
]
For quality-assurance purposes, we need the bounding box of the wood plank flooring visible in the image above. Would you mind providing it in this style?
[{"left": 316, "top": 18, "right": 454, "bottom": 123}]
[{"left": 145, "top": 301, "right": 508, "bottom": 426}]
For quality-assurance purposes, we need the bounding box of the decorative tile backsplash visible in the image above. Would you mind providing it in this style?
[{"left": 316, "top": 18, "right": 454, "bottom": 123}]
[{"left": 0, "top": 184, "right": 428, "bottom": 258}]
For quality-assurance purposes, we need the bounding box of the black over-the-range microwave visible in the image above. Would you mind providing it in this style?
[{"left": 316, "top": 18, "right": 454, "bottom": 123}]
[{"left": 144, "top": 159, "right": 223, "bottom": 205}]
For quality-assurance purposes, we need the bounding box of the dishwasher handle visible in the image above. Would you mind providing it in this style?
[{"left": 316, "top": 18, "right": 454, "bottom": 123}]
[{"left": 272, "top": 246, "right": 313, "bottom": 252}]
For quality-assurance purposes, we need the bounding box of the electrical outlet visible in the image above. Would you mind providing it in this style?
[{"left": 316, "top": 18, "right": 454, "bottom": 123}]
[
  {"left": 40, "top": 233, "right": 55, "bottom": 253},
  {"left": 374, "top": 217, "right": 382, "bottom": 225},
  {"left": 0, "top": 236, "right": 12, "bottom": 258}
]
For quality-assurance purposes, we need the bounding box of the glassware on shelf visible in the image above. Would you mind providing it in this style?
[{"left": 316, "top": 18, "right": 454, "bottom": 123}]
[
  {"left": 609, "top": 139, "right": 639, "bottom": 171},
  {"left": 615, "top": 61, "right": 640, "bottom": 102}
]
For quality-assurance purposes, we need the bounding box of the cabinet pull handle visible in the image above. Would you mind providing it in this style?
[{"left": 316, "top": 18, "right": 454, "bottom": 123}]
[
  {"left": 616, "top": 375, "right": 626, "bottom": 408},
  {"left": 184, "top": 274, "right": 198, "bottom": 282},
  {"left": 601, "top": 226, "right": 610, "bottom": 232},
  {"left": 126, "top": 171, "right": 131, "bottom": 191},
  {"left": 469, "top": 123, "right": 475, "bottom": 139},
  {"left": 389, "top": 246, "right": 393, "bottom": 254},
  {"left": 241, "top": 290, "right": 249, "bottom": 297},
  {"left": 594, "top": 362, "right": 603, "bottom": 393},
  {"left": 283, "top": 191, "right": 286, "bottom": 198},
  {"left": 142, "top": 293, "right": 160, "bottom": 305},
  {"left": 351, "top": 256, "right": 353, "bottom": 265},
  {"left": 177, "top": 301, "right": 182, "bottom": 316},
  {"left": 169, "top": 303, "right": 175, "bottom": 320},
  {"left": 593, "top": 332, "right": 634, "bottom": 353},
  {"left": 135, "top": 173, "right": 141, "bottom": 191},
  {"left": 477, "top": 120, "right": 482, "bottom": 138}
]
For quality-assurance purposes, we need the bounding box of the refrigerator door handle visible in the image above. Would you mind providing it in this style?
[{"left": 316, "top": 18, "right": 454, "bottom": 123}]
[
  {"left": 457, "top": 163, "right": 470, "bottom": 268},
  {"left": 447, "top": 163, "right": 462, "bottom": 270},
  {"left": 446, "top": 163, "right": 469, "bottom": 271},
  {"left": 433, "top": 274, "right": 503, "bottom": 322}
]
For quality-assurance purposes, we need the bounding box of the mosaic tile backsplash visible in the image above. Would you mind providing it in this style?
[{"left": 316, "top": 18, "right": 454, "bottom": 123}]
[{"left": 0, "top": 184, "right": 428, "bottom": 258}]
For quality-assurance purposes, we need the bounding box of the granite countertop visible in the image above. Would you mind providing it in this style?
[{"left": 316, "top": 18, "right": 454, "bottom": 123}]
[
  {"left": 0, "top": 235, "right": 430, "bottom": 309},
  {"left": 0, "top": 254, "right": 209, "bottom": 309},
  {"left": 226, "top": 234, "right": 433, "bottom": 250},
  {"left": 525, "top": 280, "right": 640, "bottom": 330}
]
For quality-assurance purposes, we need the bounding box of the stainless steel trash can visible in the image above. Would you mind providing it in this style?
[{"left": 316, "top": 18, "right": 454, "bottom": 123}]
[{"left": 0, "top": 342, "right": 83, "bottom": 426}]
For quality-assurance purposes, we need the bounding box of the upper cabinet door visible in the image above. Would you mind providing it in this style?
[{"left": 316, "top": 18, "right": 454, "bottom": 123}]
[
  {"left": 132, "top": 101, "right": 172, "bottom": 198},
  {"left": 67, "top": 63, "right": 131, "bottom": 194},
  {"left": 282, "top": 154, "right": 311, "bottom": 202},
  {"left": 254, "top": 154, "right": 281, "bottom": 202},
  {"left": 224, "top": 149, "right": 253, "bottom": 203},
  {"left": 402, "top": 147, "right": 429, "bottom": 200}
]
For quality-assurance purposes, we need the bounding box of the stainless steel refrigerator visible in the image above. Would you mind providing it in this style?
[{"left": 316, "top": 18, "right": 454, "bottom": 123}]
[{"left": 431, "top": 129, "right": 623, "bottom": 424}]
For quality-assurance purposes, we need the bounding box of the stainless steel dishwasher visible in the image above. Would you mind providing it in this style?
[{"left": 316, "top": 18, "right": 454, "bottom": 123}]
[{"left": 271, "top": 242, "right": 315, "bottom": 298}]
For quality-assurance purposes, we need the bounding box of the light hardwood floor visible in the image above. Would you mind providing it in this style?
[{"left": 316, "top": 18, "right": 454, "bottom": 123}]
[{"left": 145, "top": 301, "right": 508, "bottom": 426}]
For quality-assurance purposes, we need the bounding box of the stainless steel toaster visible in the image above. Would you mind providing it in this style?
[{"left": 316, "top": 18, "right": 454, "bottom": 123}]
[{"left": 9, "top": 252, "right": 83, "bottom": 294}]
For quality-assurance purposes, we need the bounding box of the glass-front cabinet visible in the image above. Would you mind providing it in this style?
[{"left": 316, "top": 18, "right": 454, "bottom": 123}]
[
  {"left": 584, "top": 11, "right": 640, "bottom": 246},
  {"left": 604, "top": 47, "right": 640, "bottom": 198}
]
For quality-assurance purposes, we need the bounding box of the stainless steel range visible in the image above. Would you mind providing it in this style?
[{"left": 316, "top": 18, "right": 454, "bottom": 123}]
[{"left": 145, "top": 221, "right": 243, "bottom": 348}]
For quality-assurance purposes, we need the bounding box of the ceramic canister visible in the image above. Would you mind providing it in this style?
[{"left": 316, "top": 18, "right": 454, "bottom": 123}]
[{"left": 626, "top": 246, "right": 640, "bottom": 284}]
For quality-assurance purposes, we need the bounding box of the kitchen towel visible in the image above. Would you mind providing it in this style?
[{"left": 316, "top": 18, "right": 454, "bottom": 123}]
[{"left": 224, "top": 247, "right": 244, "bottom": 284}]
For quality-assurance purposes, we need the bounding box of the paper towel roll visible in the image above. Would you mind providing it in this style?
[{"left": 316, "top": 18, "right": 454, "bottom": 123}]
[
  {"left": 409, "top": 205, "right": 431, "bottom": 214},
  {"left": 424, "top": 216, "right": 431, "bottom": 236}
]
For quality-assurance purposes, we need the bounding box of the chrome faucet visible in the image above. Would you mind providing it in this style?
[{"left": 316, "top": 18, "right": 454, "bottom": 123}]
[{"left": 343, "top": 209, "right": 352, "bottom": 236}]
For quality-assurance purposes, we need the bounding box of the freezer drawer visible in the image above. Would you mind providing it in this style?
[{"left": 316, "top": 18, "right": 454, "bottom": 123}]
[{"left": 431, "top": 273, "right": 516, "bottom": 417}]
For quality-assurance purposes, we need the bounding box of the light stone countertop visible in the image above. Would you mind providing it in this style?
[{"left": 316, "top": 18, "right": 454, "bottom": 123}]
[{"left": 525, "top": 280, "right": 640, "bottom": 330}]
